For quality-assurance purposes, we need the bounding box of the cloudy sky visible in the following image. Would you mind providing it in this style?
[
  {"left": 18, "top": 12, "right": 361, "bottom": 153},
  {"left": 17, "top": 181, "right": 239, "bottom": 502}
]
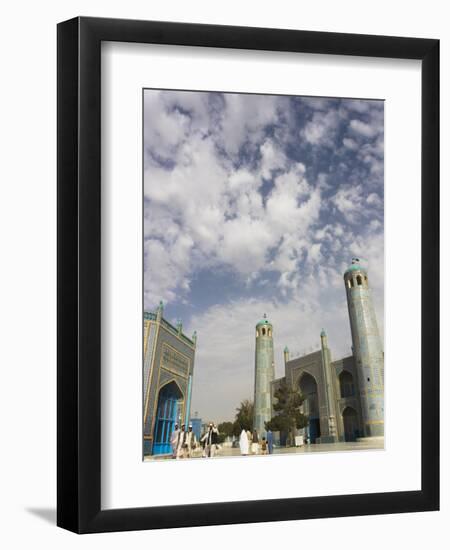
[{"left": 143, "top": 89, "right": 384, "bottom": 423}]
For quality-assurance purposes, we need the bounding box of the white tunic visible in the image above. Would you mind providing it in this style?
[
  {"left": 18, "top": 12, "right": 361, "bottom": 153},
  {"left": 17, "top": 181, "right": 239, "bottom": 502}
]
[{"left": 239, "top": 429, "right": 249, "bottom": 455}]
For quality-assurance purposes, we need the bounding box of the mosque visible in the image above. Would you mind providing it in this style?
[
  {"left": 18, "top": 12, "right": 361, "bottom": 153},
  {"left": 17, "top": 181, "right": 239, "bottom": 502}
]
[
  {"left": 253, "top": 258, "right": 384, "bottom": 444},
  {"left": 143, "top": 301, "right": 197, "bottom": 457}
]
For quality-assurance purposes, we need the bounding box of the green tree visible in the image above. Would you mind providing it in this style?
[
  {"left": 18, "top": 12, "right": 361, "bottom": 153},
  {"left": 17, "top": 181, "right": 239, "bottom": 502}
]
[
  {"left": 232, "top": 399, "right": 254, "bottom": 436},
  {"left": 218, "top": 421, "right": 234, "bottom": 438},
  {"left": 265, "top": 381, "right": 307, "bottom": 446}
]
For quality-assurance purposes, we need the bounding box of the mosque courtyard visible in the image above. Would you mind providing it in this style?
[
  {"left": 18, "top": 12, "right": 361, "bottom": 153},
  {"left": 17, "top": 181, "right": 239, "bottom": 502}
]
[{"left": 144, "top": 438, "right": 384, "bottom": 461}]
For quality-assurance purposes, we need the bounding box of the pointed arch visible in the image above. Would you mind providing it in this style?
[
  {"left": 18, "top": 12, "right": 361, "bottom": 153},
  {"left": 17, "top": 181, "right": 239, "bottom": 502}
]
[
  {"left": 158, "top": 378, "right": 184, "bottom": 398},
  {"left": 342, "top": 406, "right": 359, "bottom": 442},
  {"left": 153, "top": 380, "right": 184, "bottom": 455},
  {"left": 298, "top": 372, "right": 321, "bottom": 443}
]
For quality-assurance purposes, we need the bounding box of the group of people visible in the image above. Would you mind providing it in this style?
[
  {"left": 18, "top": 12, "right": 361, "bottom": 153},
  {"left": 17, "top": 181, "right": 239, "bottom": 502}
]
[
  {"left": 170, "top": 423, "right": 198, "bottom": 459},
  {"left": 170, "top": 422, "right": 220, "bottom": 459},
  {"left": 170, "top": 423, "right": 274, "bottom": 459},
  {"left": 239, "top": 428, "right": 273, "bottom": 456}
]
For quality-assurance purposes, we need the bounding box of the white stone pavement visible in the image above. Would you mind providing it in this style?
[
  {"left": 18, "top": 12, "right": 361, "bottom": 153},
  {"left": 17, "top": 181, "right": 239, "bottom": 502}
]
[{"left": 144, "top": 439, "right": 384, "bottom": 461}]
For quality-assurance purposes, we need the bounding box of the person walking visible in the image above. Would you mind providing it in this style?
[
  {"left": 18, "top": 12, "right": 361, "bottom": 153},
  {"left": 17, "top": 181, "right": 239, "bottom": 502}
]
[
  {"left": 246, "top": 429, "right": 252, "bottom": 453},
  {"left": 251, "top": 429, "right": 259, "bottom": 455},
  {"left": 179, "top": 424, "right": 197, "bottom": 459},
  {"left": 239, "top": 428, "right": 249, "bottom": 456},
  {"left": 261, "top": 437, "right": 268, "bottom": 455},
  {"left": 170, "top": 423, "right": 181, "bottom": 459},
  {"left": 176, "top": 423, "right": 186, "bottom": 459},
  {"left": 201, "top": 423, "right": 219, "bottom": 458},
  {"left": 267, "top": 429, "right": 274, "bottom": 454}
]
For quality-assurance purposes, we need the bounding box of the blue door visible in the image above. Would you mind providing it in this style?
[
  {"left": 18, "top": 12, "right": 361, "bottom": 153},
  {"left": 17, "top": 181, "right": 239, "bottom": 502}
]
[{"left": 152, "top": 382, "right": 183, "bottom": 455}]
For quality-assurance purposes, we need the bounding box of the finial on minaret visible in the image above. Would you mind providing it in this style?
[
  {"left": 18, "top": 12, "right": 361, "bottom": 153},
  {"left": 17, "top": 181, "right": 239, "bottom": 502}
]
[
  {"left": 320, "top": 328, "right": 328, "bottom": 348},
  {"left": 283, "top": 345, "right": 290, "bottom": 364},
  {"left": 176, "top": 318, "right": 183, "bottom": 335},
  {"left": 156, "top": 300, "right": 164, "bottom": 321},
  {"left": 263, "top": 313, "right": 267, "bottom": 319},
  {"left": 192, "top": 330, "right": 197, "bottom": 346}
]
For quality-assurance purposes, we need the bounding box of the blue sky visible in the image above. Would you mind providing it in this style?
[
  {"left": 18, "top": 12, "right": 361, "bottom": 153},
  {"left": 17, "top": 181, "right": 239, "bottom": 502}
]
[{"left": 143, "top": 90, "right": 384, "bottom": 422}]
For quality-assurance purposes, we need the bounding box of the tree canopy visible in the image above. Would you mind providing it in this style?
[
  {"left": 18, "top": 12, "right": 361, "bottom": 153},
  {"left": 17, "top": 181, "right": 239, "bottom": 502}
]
[
  {"left": 265, "top": 381, "right": 307, "bottom": 445},
  {"left": 232, "top": 399, "right": 254, "bottom": 436},
  {"left": 218, "top": 421, "right": 234, "bottom": 438}
]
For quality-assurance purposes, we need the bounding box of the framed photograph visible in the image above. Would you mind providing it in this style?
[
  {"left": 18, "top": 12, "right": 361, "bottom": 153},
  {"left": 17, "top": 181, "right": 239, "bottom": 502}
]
[{"left": 57, "top": 17, "right": 439, "bottom": 533}]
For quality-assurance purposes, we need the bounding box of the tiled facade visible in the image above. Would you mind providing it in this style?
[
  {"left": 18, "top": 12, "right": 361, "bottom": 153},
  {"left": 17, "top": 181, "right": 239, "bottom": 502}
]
[
  {"left": 143, "top": 303, "right": 197, "bottom": 456},
  {"left": 269, "top": 259, "right": 384, "bottom": 443}
]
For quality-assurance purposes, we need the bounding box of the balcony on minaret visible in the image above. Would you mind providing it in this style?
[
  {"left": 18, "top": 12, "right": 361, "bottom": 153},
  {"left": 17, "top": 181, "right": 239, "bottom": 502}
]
[{"left": 344, "top": 257, "right": 369, "bottom": 290}]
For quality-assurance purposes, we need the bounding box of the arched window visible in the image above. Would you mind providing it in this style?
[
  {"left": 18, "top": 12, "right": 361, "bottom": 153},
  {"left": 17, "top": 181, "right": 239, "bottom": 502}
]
[
  {"left": 350, "top": 278, "right": 355, "bottom": 288},
  {"left": 339, "top": 371, "right": 355, "bottom": 398},
  {"left": 268, "top": 328, "right": 272, "bottom": 337},
  {"left": 262, "top": 327, "right": 266, "bottom": 336},
  {"left": 356, "top": 275, "right": 362, "bottom": 285},
  {"left": 347, "top": 279, "right": 351, "bottom": 289}
]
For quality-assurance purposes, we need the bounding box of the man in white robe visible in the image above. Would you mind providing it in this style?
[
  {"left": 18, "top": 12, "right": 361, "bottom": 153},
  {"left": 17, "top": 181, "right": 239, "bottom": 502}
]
[
  {"left": 170, "top": 423, "right": 181, "bottom": 459},
  {"left": 176, "top": 423, "right": 186, "bottom": 459},
  {"left": 251, "top": 429, "right": 259, "bottom": 454},
  {"left": 239, "top": 428, "right": 249, "bottom": 455},
  {"left": 179, "top": 424, "right": 197, "bottom": 459},
  {"left": 201, "top": 423, "right": 219, "bottom": 458}
]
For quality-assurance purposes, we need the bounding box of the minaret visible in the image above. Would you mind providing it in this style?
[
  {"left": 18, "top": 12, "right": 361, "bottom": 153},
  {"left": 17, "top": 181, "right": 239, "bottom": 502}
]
[
  {"left": 344, "top": 258, "right": 384, "bottom": 438},
  {"left": 253, "top": 314, "right": 275, "bottom": 436},
  {"left": 319, "top": 329, "right": 338, "bottom": 442},
  {"left": 283, "top": 346, "right": 290, "bottom": 366},
  {"left": 156, "top": 300, "right": 164, "bottom": 322}
]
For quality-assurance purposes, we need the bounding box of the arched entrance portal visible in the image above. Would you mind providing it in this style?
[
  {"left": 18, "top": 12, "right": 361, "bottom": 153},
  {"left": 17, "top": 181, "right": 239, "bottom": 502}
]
[
  {"left": 152, "top": 381, "right": 183, "bottom": 455},
  {"left": 342, "top": 406, "right": 359, "bottom": 442},
  {"left": 299, "top": 373, "right": 321, "bottom": 443}
]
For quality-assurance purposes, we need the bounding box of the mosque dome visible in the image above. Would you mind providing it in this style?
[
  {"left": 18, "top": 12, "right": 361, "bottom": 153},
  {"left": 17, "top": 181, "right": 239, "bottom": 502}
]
[
  {"left": 344, "top": 258, "right": 368, "bottom": 275},
  {"left": 256, "top": 314, "right": 272, "bottom": 327}
]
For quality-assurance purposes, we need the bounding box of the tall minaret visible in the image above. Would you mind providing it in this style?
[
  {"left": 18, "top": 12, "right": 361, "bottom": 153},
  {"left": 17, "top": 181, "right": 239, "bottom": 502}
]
[
  {"left": 253, "top": 314, "right": 275, "bottom": 436},
  {"left": 319, "top": 329, "right": 338, "bottom": 442},
  {"left": 344, "top": 258, "right": 384, "bottom": 438}
]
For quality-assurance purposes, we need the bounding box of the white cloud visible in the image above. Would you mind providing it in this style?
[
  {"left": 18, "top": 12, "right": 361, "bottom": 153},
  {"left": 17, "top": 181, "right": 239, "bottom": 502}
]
[
  {"left": 218, "top": 94, "right": 283, "bottom": 157},
  {"left": 143, "top": 95, "right": 328, "bottom": 308},
  {"left": 349, "top": 118, "right": 378, "bottom": 138},
  {"left": 259, "top": 139, "right": 287, "bottom": 179},
  {"left": 218, "top": 217, "right": 274, "bottom": 274},
  {"left": 367, "top": 192, "right": 382, "bottom": 207},
  {"left": 343, "top": 137, "right": 358, "bottom": 150},
  {"left": 300, "top": 97, "right": 332, "bottom": 111},
  {"left": 308, "top": 242, "right": 322, "bottom": 263},
  {"left": 332, "top": 184, "right": 364, "bottom": 223},
  {"left": 301, "top": 109, "right": 340, "bottom": 146},
  {"left": 144, "top": 238, "right": 192, "bottom": 306}
]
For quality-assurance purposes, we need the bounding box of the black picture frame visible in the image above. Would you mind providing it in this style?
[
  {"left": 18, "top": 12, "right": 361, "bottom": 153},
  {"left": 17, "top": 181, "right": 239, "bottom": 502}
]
[{"left": 57, "top": 16, "right": 439, "bottom": 533}]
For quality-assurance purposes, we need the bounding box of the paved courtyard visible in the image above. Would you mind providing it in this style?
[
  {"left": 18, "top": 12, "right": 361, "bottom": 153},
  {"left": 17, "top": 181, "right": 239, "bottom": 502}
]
[{"left": 144, "top": 439, "right": 384, "bottom": 461}]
